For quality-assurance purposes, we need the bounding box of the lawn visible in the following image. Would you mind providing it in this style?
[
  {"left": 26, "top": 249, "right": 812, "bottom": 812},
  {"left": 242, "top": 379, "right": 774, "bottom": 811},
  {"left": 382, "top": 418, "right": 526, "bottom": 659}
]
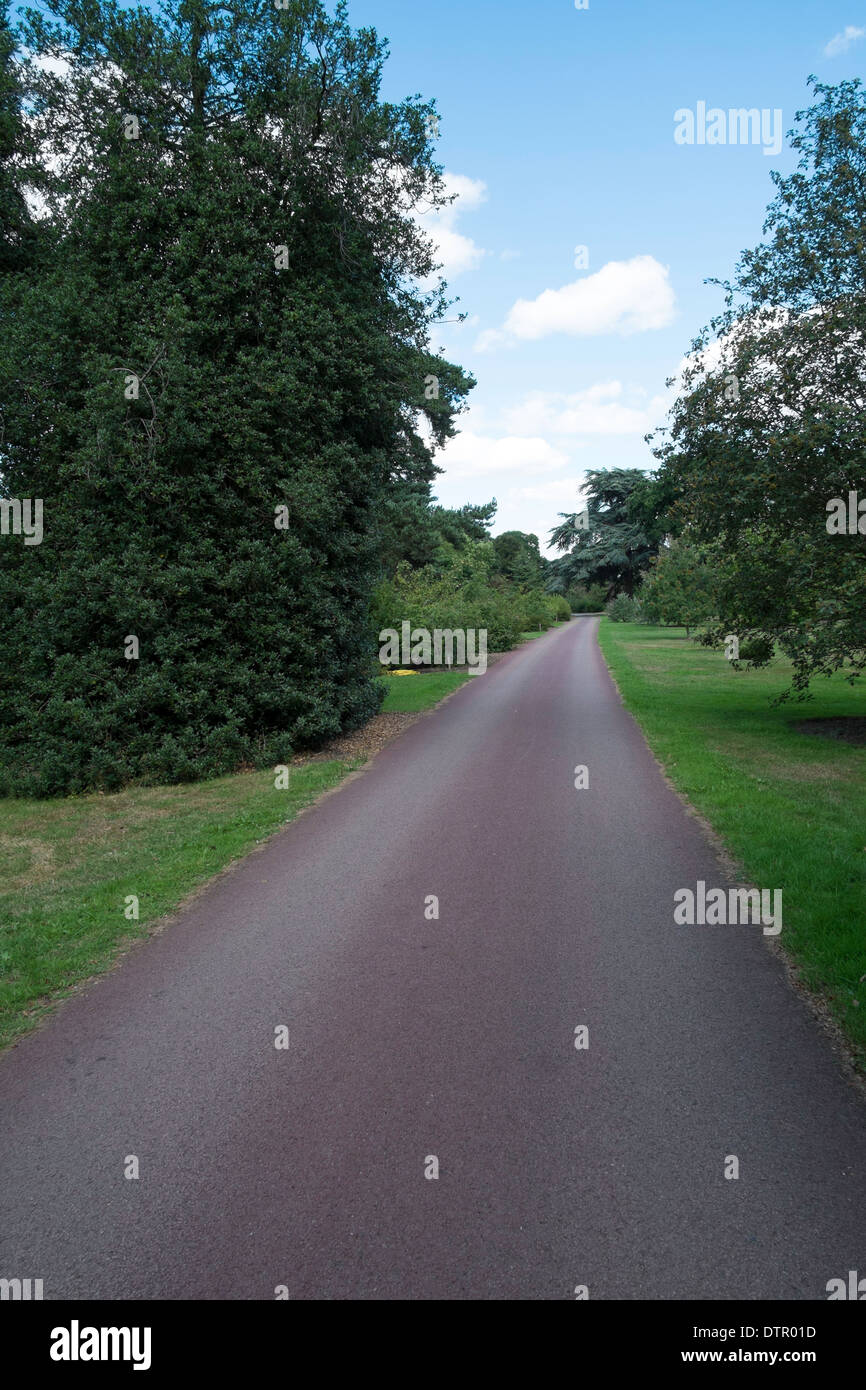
[
  {"left": 599, "top": 620, "right": 866, "bottom": 1067},
  {"left": 0, "top": 760, "right": 358, "bottom": 1051},
  {"left": 378, "top": 668, "right": 474, "bottom": 710},
  {"left": 0, "top": 668, "right": 476, "bottom": 1050}
]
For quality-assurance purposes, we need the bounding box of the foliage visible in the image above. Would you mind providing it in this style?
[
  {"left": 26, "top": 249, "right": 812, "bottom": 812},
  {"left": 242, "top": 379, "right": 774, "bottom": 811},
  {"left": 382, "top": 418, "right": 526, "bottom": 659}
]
[
  {"left": 491, "top": 529, "right": 545, "bottom": 590},
  {"left": 372, "top": 552, "right": 524, "bottom": 656},
  {"left": 0, "top": 0, "right": 473, "bottom": 794},
  {"left": 549, "top": 468, "right": 664, "bottom": 598},
  {"left": 639, "top": 539, "right": 720, "bottom": 633},
  {"left": 565, "top": 583, "right": 607, "bottom": 612},
  {"left": 0, "top": 9, "right": 36, "bottom": 273},
  {"left": 651, "top": 78, "right": 866, "bottom": 697},
  {"left": 607, "top": 593, "right": 641, "bottom": 622}
]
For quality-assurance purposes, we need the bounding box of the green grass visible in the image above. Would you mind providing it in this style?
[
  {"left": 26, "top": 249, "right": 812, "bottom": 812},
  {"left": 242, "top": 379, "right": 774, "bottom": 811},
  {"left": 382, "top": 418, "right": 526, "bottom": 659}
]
[
  {"left": 378, "top": 669, "right": 475, "bottom": 710},
  {"left": 0, "top": 665, "right": 478, "bottom": 1050},
  {"left": 0, "top": 759, "right": 355, "bottom": 1050},
  {"left": 599, "top": 620, "right": 866, "bottom": 1066}
]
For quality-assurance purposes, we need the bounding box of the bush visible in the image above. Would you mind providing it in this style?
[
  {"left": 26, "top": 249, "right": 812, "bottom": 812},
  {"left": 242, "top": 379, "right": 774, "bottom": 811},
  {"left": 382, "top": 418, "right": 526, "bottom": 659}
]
[
  {"left": 0, "top": 0, "right": 471, "bottom": 796},
  {"left": 638, "top": 540, "right": 719, "bottom": 632},
  {"left": 550, "top": 594, "right": 572, "bottom": 622},
  {"left": 371, "top": 561, "right": 525, "bottom": 662},
  {"left": 515, "top": 590, "right": 558, "bottom": 632},
  {"left": 607, "top": 594, "right": 641, "bottom": 622},
  {"left": 567, "top": 584, "right": 607, "bottom": 613},
  {"left": 738, "top": 635, "right": 776, "bottom": 664}
]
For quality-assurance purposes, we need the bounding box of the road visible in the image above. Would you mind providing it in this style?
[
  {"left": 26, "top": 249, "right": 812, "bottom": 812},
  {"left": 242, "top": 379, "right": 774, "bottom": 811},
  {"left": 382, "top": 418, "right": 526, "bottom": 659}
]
[{"left": 2, "top": 616, "right": 865, "bottom": 1299}]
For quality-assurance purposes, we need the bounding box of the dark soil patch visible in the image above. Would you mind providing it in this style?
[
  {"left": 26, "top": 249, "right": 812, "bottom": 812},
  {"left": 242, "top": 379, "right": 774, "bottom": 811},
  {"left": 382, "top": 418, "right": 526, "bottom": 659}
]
[
  {"left": 290, "top": 712, "right": 419, "bottom": 765},
  {"left": 794, "top": 717, "right": 866, "bottom": 747}
]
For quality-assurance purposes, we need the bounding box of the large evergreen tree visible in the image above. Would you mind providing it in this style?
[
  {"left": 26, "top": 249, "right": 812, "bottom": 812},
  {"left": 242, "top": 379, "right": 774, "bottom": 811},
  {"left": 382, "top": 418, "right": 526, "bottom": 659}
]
[
  {"left": 0, "top": 0, "right": 472, "bottom": 794},
  {"left": 0, "top": 9, "right": 36, "bottom": 272},
  {"left": 549, "top": 468, "right": 663, "bottom": 598}
]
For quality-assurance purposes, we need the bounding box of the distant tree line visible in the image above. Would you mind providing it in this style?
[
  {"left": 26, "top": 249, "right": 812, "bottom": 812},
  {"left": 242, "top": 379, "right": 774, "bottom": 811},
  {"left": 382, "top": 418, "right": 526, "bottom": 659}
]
[{"left": 550, "top": 78, "right": 866, "bottom": 699}]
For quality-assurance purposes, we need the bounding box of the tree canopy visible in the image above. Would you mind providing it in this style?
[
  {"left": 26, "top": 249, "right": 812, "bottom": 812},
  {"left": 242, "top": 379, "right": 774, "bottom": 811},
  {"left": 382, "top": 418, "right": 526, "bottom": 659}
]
[
  {"left": 549, "top": 467, "right": 664, "bottom": 599},
  {"left": 0, "top": 0, "right": 473, "bottom": 793},
  {"left": 651, "top": 77, "right": 866, "bottom": 695}
]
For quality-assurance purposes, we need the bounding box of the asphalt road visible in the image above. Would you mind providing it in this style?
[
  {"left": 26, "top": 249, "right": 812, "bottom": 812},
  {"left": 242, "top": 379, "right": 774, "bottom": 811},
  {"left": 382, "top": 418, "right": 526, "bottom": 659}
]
[{"left": 2, "top": 616, "right": 865, "bottom": 1299}]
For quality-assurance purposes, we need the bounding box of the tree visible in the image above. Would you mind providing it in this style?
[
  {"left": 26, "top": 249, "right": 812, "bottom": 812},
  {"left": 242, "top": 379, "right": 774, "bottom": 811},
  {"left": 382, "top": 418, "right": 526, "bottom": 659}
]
[
  {"left": 549, "top": 468, "right": 664, "bottom": 598},
  {"left": 0, "top": 0, "right": 473, "bottom": 794},
  {"left": 0, "top": 8, "right": 36, "bottom": 272},
  {"left": 491, "top": 530, "right": 544, "bottom": 590},
  {"left": 652, "top": 78, "right": 866, "bottom": 696},
  {"left": 639, "top": 538, "right": 720, "bottom": 634},
  {"left": 375, "top": 488, "right": 494, "bottom": 575}
]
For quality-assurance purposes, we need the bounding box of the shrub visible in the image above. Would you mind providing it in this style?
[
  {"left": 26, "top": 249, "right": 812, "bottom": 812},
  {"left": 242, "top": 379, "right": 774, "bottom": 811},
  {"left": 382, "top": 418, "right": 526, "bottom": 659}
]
[
  {"left": 638, "top": 540, "right": 719, "bottom": 633},
  {"left": 607, "top": 594, "right": 641, "bottom": 622},
  {"left": 738, "top": 636, "right": 776, "bottom": 664},
  {"left": 516, "top": 590, "right": 556, "bottom": 632},
  {"left": 567, "top": 584, "right": 607, "bottom": 613},
  {"left": 372, "top": 561, "right": 525, "bottom": 662}
]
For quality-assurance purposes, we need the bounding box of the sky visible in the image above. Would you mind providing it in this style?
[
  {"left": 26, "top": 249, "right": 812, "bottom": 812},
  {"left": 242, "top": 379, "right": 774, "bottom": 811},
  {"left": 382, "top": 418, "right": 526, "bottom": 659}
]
[{"left": 347, "top": 0, "right": 866, "bottom": 553}]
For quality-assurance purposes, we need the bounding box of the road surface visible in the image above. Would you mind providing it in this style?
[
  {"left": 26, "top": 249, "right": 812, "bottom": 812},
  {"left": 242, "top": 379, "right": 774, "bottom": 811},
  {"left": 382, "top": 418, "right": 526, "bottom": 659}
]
[{"left": 2, "top": 616, "right": 865, "bottom": 1299}]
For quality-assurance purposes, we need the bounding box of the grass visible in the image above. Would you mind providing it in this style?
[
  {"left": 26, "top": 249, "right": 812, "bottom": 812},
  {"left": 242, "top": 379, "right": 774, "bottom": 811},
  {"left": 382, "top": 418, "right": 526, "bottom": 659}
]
[
  {"left": 378, "top": 668, "right": 474, "bottom": 711},
  {"left": 0, "top": 760, "right": 356, "bottom": 1051},
  {"left": 0, "top": 663, "right": 476, "bottom": 1051},
  {"left": 599, "top": 620, "right": 866, "bottom": 1066}
]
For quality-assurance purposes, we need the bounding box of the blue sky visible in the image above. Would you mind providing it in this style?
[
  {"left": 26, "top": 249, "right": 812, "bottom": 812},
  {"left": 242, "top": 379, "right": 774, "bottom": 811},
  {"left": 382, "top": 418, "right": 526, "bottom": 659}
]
[{"left": 349, "top": 0, "right": 866, "bottom": 552}]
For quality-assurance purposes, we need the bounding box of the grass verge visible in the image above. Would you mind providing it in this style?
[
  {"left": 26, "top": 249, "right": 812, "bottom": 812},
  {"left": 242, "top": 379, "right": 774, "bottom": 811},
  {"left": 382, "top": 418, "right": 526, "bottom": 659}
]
[
  {"left": 0, "top": 760, "right": 356, "bottom": 1050},
  {"left": 378, "top": 668, "right": 474, "bottom": 710},
  {"left": 599, "top": 620, "right": 866, "bottom": 1067},
  {"left": 0, "top": 666, "right": 475, "bottom": 1050}
]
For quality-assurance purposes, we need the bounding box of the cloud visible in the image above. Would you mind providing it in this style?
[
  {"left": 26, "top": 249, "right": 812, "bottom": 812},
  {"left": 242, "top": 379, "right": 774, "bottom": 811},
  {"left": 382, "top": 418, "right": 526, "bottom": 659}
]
[
  {"left": 473, "top": 258, "right": 675, "bottom": 350},
  {"left": 474, "top": 327, "right": 512, "bottom": 353},
  {"left": 503, "top": 382, "right": 670, "bottom": 436},
  {"left": 436, "top": 430, "right": 569, "bottom": 480},
  {"left": 824, "top": 25, "right": 866, "bottom": 57},
  {"left": 416, "top": 171, "right": 487, "bottom": 279},
  {"left": 508, "top": 477, "right": 587, "bottom": 502},
  {"left": 499, "top": 255, "right": 675, "bottom": 341}
]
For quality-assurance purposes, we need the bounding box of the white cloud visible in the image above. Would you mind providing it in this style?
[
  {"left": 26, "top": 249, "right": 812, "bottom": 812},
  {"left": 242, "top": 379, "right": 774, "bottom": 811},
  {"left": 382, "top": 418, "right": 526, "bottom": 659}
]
[
  {"left": 824, "top": 25, "right": 866, "bottom": 56},
  {"left": 500, "top": 255, "right": 675, "bottom": 341},
  {"left": 503, "top": 382, "right": 670, "bottom": 436},
  {"left": 33, "top": 54, "right": 72, "bottom": 78},
  {"left": 474, "top": 327, "right": 512, "bottom": 353},
  {"left": 508, "top": 477, "right": 587, "bottom": 502},
  {"left": 416, "top": 171, "right": 487, "bottom": 279},
  {"left": 436, "top": 430, "right": 569, "bottom": 480}
]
